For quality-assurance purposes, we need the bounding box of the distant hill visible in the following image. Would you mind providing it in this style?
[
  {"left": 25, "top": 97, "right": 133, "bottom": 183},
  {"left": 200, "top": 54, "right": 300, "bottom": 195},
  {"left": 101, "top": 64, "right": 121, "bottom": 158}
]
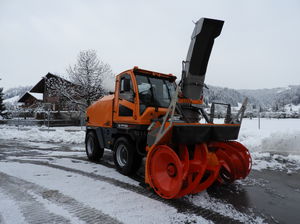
[
  {"left": 204, "top": 85, "right": 244, "bottom": 106},
  {"left": 238, "top": 85, "right": 300, "bottom": 109},
  {"left": 4, "top": 86, "right": 32, "bottom": 100},
  {"left": 238, "top": 88, "right": 281, "bottom": 108},
  {"left": 3, "top": 86, "right": 32, "bottom": 109},
  {"left": 275, "top": 85, "right": 300, "bottom": 106},
  {"left": 199, "top": 84, "right": 300, "bottom": 112},
  {"left": 203, "top": 85, "right": 259, "bottom": 107}
]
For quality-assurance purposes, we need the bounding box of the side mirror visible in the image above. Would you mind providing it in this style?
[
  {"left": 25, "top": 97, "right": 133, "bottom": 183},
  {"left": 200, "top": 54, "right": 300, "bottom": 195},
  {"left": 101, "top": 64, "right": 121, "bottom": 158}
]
[{"left": 123, "top": 78, "right": 131, "bottom": 92}]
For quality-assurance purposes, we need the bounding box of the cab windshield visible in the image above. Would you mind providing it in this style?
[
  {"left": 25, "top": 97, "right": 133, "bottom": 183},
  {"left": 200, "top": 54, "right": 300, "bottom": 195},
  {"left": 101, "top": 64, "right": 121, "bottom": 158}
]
[{"left": 135, "top": 73, "right": 175, "bottom": 113}]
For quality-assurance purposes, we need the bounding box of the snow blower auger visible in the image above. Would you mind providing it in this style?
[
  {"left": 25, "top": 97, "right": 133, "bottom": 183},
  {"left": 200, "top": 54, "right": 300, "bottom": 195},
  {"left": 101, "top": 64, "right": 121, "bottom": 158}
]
[{"left": 85, "top": 18, "right": 252, "bottom": 199}]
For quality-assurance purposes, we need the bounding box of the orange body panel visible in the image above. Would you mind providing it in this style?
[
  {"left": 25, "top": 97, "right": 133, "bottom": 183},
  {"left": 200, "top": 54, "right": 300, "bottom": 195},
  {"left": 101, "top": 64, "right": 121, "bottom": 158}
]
[
  {"left": 178, "top": 98, "right": 203, "bottom": 105},
  {"left": 132, "top": 66, "right": 176, "bottom": 80},
  {"left": 86, "top": 95, "right": 114, "bottom": 127}
]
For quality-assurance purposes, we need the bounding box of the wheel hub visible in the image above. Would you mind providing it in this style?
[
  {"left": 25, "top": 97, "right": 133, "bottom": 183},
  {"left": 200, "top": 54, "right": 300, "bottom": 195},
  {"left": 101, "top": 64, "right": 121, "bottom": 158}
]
[
  {"left": 147, "top": 145, "right": 184, "bottom": 199},
  {"left": 87, "top": 138, "right": 93, "bottom": 155},
  {"left": 116, "top": 145, "right": 128, "bottom": 167},
  {"left": 167, "top": 164, "right": 177, "bottom": 177}
]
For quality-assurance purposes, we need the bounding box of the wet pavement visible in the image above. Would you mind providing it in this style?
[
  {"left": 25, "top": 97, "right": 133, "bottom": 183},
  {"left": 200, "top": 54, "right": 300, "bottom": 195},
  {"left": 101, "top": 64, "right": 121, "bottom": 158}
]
[{"left": 0, "top": 139, "right": 300, "bottom": 223}]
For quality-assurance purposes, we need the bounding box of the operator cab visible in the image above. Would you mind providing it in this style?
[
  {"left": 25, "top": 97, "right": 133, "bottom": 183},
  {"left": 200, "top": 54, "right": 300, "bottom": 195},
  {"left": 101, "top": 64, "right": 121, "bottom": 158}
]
[{"left": 113, "top": 67, "right": 176, "bottom": 124}]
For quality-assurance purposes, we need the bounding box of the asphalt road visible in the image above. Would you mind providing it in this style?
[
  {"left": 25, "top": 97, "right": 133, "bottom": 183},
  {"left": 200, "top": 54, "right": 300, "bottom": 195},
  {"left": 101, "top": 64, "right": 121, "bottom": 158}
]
[{"left": 0, "top": 139, "right": 299, "bottom": 223}]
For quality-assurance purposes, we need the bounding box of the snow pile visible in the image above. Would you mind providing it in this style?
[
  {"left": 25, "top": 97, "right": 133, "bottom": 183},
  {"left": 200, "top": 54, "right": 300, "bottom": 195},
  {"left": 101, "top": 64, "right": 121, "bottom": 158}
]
[
  {"left": 260, "top": 131, "right": 300, "bottom": 154},
  {"left": 238, "top": 129, "right": 300, "bottom": 154},
  {"left": 238, "top": 119, "right": 300, "bottom": 171},
  {"left": 0, "top": 125, "right": 85, "bottom": 144},
  {"left": 250, "top": 152, "right": 285, "bottom": 171}
]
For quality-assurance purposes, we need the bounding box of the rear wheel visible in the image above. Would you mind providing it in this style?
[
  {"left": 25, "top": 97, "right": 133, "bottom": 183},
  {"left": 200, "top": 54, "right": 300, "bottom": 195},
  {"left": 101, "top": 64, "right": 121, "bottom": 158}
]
[
  {"left": 113, "top": 136, "right": 142, "bottom": 175},
  {"left": 85, "top": 131, "right": 104, "bottom": 161}
]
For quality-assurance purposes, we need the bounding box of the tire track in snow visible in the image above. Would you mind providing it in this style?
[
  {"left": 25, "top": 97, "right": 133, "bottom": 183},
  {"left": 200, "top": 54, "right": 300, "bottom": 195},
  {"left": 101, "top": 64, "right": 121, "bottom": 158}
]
[
  {"left": 0, "top": 172, "right": 122, "bottom": 224},
  {"left": 0, "top": 190, "right": 26, "bottom": 224},
  {"left": 0, "top": 172, "right": 71, "bottom": 224},
  {"left": 10, "top": 159, "right": 242, "bottom": 223}
]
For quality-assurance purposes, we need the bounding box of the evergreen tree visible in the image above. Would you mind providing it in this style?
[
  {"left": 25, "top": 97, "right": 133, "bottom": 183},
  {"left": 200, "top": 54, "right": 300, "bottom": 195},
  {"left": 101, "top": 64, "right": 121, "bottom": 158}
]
[{"left": 0, "top": 87, "right": 6, "bottom": 115}]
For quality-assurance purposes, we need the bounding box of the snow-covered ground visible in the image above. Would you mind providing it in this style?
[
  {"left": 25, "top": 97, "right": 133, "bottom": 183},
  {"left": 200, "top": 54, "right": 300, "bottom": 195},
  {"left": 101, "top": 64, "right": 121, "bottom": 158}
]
[
  {"left": 1, "top": 118, "right": 300, "bottom": 172},
  {"left": 0, "top": 125, "right": 85, "bottom": 144},
  {"left": 0, "top": 140, "right": 265, "bottom": 223},
  {"left": 0, "top": 162, "right": 210, "bottom": 224},
  {"left": 1, "top": 119, "right": 299, "bottom": 223}
]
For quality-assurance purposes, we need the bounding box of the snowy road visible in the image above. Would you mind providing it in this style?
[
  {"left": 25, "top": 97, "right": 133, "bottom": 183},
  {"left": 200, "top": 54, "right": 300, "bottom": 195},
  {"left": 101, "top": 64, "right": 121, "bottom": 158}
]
[{"left": 0, "top": 136, "right": 299, "bottom": 223}]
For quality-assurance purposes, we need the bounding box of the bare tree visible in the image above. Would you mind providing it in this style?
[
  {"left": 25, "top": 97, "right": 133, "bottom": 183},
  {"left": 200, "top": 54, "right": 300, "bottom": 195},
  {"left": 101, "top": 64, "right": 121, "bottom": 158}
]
[
  {"left": 46, "top": 50, "right": 113, "bottom": 111},
  {"left": 68, "top": 50, "right": 113, "bottom": 106}
]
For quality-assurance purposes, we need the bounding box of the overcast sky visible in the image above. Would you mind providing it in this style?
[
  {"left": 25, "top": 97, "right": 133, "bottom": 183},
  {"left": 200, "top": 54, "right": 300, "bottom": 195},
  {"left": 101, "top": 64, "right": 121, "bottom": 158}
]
[{"left": 1, "top": 0, "right": 300, "bottom": 91}]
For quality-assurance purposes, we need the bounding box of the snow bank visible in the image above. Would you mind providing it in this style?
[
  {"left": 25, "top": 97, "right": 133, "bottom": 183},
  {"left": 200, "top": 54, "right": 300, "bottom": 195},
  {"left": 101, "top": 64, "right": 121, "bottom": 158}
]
[
  {"left": 239, "top": 119, "right": 300, "bottom": 152},
  {"left": 238, "top": 119, "right": 300, "bottom": 171},
  {"left": 260, "top": 131, "right": 300, "bottom": 154},
  {"left": 0, "top": 125, "right": 85, "bottom": 144}
]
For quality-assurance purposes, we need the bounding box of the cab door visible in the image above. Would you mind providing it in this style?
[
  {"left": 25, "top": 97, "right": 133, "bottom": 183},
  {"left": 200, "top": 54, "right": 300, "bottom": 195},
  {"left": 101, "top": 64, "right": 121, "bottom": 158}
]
[{"left": 113, "top": 73, "right": 138, "bottom": 123}]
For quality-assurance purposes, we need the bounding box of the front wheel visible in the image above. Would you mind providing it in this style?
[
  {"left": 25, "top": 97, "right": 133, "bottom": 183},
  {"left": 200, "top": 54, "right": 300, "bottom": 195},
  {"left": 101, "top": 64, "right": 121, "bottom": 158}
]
[
  {"left": 113, "top": 137, "right": 142, "bottom": 175},
  {"left": 85, "top": 131, "right": 104, "bottom": 161}
]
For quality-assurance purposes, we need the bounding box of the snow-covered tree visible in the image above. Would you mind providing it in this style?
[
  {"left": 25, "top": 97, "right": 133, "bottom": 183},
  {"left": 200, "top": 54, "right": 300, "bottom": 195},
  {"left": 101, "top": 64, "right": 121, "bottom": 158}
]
[
  {"left": 0, "top": 87, "right": 6, "bottom": 115},
  {"left": 47, "top": 50, "right": 113, "bottom": 111}
]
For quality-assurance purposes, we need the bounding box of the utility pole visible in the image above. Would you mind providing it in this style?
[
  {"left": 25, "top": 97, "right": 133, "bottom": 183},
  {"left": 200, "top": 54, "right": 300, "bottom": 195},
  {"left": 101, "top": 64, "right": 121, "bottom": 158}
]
[
  {"left": 258, "top": 111, "right": 260, "bottom": 129},
  {"left": 258, "top": 106, "right": 261, "bottom": 130}
]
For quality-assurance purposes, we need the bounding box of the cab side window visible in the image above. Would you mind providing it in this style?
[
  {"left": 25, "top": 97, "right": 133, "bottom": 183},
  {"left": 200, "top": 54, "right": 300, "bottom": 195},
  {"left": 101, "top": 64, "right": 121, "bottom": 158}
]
[{"left": 119, "top": 74, "right": 134, "bottom": 102}]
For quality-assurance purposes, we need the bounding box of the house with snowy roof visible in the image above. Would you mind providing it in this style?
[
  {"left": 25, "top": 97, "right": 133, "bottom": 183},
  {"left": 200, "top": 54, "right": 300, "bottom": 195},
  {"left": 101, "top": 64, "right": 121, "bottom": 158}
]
[
  {"left": 18, "top": 92, "right": 43, "bottom": 108},
  {"left": 18, "top": 73, "right": 76, "bottom": 111}
]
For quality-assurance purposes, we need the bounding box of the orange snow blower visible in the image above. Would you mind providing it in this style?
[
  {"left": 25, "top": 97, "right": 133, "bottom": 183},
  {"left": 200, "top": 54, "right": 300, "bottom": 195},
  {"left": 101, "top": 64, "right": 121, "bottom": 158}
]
[{"left": 85, "top": 18, "right": 252, "bottom": 199}]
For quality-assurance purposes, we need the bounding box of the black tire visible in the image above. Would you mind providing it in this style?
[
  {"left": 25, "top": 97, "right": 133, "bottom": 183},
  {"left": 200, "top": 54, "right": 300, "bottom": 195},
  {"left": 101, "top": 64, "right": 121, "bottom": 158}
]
[
  {"left": 85, "top": 131, "right": 104, "bottom": 161},
  {"left": 113, "top": 136, "right": 142, "bottom": 175}
]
